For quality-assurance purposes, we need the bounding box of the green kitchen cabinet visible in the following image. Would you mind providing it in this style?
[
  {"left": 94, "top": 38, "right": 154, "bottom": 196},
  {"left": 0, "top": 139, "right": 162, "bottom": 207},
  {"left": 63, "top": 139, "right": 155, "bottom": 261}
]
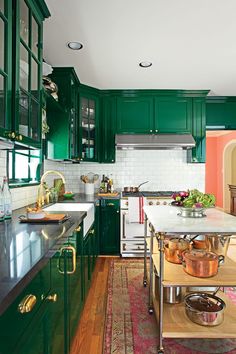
[
  {"left": 79, "top": 85, "right": 100, "bottom": 162},
  {"left": 187, "top": 98, "right": 206, "bottom": 163},
  {"left": 0, "top": 0, "right": 12, "bottom": 139},
  {"left": 0, "top": 258, "right": 52, "bottom": 354},
  {"left": 100, "top": 199, "right": 120, "bottom": 255},
  {"left": 206, "top": 97, "right": 236, "bottom": 129},
  {"left": 50, "top": 224, "right": 83, "bottom": 354},
  {"left": 154, "top": 96, "right": 192, "bottom": 133},
  {"left": 13, "top": 0, "right": 49, "bottom": 147},
  {"left": 116, "top": 96, "right": 153, "bottom": 133},
  {"left": 47, "top": 67, "right": 80, "bottom": 160},
  {"left": 0, "top": 0, "right": 49, "bottom": 147},
  {"left": 99, "top": 95, "right": 116, "bottom": 163}
]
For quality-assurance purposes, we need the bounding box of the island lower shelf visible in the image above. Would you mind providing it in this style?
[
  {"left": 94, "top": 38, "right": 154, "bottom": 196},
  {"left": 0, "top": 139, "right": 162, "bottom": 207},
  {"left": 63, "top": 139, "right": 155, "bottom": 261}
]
[{"left": 153, "top": 291, "right": 236, "bottom": 338}]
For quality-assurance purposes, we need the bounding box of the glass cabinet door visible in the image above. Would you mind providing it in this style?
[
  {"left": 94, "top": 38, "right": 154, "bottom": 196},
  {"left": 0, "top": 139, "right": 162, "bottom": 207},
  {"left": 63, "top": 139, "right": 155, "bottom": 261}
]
[
  {"left": 0, "top": 0, "right": 11, "bottom": 137},
  {"left": 15, "top": 0, "right": 42, "bottom": 145},
  {"left": 69, "top": 78, "right": 78, "bottom": 159},
  {"left": 80, "top": 96, "right": 96, "bottom": 160}
]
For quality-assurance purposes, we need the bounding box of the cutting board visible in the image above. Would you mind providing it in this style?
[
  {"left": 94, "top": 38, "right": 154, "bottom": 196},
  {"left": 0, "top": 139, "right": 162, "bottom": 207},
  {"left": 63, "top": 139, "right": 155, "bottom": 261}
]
[
  {"left": 97, "top": 192, "right": 119, "bottom": 197},
  {"left": 19, "top": 213, "right": 70, "bottom": 223}
]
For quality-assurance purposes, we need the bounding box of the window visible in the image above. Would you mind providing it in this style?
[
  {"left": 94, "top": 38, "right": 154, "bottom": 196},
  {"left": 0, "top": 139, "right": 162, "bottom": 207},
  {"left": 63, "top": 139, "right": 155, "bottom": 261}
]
[{"left": 8, "top": 149, "right": 41, "bottom": 185}]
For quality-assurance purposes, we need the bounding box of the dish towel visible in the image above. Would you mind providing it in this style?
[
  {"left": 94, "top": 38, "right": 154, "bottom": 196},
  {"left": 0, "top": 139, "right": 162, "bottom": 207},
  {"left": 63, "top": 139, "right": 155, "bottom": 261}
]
[{"left": 128, "top": 197, "right": 145, "bottom": 223}]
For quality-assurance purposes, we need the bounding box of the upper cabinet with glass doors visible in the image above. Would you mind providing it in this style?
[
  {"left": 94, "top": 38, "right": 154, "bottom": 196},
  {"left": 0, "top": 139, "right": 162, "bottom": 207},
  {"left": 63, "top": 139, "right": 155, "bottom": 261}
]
[
  {"left": 79, "top": 87, "right": 99, "bottom": 162},
  {"left": 0, "top": 0, "right": 12, "bottom": 139},
  {"left": 14, "top": 0, "right": 43, "bottom": 146}
]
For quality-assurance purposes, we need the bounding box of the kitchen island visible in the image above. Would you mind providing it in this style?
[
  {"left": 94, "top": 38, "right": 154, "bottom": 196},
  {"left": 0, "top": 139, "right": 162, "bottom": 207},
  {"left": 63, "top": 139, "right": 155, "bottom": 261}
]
[{"left": 143, "top": 205, "right": 236, "bottom": 354}]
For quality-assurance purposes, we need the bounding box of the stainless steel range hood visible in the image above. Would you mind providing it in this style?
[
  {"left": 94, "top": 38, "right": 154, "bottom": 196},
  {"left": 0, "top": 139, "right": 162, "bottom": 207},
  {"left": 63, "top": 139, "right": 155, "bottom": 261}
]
[{"left": 115, "top": 134, "right": 196, "bottom": 150}]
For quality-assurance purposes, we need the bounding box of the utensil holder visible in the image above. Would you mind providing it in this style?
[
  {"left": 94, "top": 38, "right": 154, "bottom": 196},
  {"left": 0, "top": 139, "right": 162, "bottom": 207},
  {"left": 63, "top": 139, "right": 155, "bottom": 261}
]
[{"left": 85, "top": 183, "right": 94, "bottom": 195}]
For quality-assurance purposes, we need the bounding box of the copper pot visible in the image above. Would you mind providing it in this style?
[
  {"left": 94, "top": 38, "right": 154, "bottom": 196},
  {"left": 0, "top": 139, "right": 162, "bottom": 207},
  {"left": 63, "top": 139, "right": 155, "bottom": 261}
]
[
  {"left": 123, "top": 181, "right": 149, "bottom": 193},
  {"left": 192, "top": 235, "right": 230, "bottom": 257},
  {"left": 164, "top": 245, "right": 186, "bottom": 264},
  {"left": 181, "top": 250, "right": 224, "bottom": 278}
]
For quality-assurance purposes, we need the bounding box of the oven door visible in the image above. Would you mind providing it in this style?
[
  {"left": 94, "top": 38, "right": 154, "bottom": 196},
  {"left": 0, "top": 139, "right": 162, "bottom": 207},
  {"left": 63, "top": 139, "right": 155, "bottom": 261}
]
[{"left": 120, "top": 210, "right": 146, "bottom": 240}]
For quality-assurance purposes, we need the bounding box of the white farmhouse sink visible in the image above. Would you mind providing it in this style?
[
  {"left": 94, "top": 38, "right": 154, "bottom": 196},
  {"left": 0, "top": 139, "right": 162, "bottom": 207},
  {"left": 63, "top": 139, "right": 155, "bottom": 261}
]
[{"left": 44, "top": 203, "right": 94, "bottom": 237}]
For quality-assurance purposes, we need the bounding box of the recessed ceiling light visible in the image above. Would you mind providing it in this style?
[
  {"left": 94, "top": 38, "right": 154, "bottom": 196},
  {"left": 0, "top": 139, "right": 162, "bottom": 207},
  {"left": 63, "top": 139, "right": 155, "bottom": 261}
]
[
  {"left": 139, "top": 61, "right": 152, "bottom": 68},
  {"left": 67, "top": 42, "right": 83, "bottom": 50}
]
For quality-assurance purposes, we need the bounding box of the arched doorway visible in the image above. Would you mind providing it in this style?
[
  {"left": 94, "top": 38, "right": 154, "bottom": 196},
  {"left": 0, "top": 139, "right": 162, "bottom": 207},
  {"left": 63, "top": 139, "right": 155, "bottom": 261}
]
[{"left": 223, "top": 140, "right": 236, "bottom": 212}]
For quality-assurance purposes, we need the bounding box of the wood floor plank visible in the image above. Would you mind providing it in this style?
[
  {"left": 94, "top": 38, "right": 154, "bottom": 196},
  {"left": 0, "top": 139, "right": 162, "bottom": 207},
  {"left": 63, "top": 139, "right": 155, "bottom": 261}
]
[{"left": 70, "top": 257, "right": 113, "bottom": 354}]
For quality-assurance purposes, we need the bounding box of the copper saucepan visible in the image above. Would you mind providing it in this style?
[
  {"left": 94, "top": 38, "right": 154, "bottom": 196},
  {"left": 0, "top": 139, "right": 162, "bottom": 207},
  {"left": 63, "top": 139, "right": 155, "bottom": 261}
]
[
  {"left": 123, "top": 181, "right": 149, "bottom": 193},
  {"left": 164, "top": 235, "right": 199, "bottom": 264},
  {"left": 180, "top": 250, "right": 224, "bottom": 278}
]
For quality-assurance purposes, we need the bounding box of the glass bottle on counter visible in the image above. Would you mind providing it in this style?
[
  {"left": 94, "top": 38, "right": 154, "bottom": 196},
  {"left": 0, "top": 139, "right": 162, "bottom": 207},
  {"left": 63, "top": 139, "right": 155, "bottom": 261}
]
[
  {"left": 2, "top": 176, "right": 12, "bottom": 219},
  {"left": 0, "top": 181, "right": 4, "bottom": 221}
]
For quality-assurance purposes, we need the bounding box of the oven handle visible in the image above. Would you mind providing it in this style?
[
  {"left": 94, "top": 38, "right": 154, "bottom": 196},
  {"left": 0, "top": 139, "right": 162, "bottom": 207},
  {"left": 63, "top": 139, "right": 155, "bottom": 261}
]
[{"left": 122, "top": 211, "right": 126, "bottom": 239}]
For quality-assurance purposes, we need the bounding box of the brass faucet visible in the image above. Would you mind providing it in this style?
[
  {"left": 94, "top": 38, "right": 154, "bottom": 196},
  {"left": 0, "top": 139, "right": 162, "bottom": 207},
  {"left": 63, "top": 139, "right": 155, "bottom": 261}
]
[{"left": 37, "top": 170, "right": 66, "bottom": 207}]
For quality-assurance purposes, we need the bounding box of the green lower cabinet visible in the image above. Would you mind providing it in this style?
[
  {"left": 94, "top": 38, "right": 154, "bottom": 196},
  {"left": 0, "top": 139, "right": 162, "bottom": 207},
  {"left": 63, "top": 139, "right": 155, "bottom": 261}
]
[
  {"left": 50, "top": 225, "right": 83, "bottom": 354},
  {"left": 0, "top": 260, "right": 51, "bottom": 354},
  {"left": 187, "top": 98, "right": 206, "bottom": 163},
  {"left": 82, "top": 231, "right": 91, "bottom": 298},
  {"left": 99, "top": 199, "right": 120, "bottom": 255}
]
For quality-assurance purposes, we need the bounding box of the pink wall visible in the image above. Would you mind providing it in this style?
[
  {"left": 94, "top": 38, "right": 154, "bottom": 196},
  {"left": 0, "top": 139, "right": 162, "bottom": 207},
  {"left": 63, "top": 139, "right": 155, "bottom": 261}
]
[{"left": 205, "top": 132, "right": 236, "bottom": 208}]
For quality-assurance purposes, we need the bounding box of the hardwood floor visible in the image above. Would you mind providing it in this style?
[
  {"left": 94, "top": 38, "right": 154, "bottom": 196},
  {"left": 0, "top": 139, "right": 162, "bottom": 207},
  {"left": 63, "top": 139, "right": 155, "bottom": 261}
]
[{"left": 70, "top": 257, "right": 115, "bottom": 354}]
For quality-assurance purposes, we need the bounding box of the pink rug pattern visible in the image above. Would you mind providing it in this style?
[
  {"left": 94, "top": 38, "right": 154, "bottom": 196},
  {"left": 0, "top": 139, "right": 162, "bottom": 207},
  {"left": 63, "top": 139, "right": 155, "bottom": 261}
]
[{"left": 103, "top": 259, "right": 236, "bottom": 354}]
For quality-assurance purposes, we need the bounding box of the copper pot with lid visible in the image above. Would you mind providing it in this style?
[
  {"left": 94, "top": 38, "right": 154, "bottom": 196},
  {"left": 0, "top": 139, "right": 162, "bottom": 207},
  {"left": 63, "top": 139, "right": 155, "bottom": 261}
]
[
  {"left": 181, "top": 250, "right": 224, "bottom": 278},
  {"left": 164, "top": 235, "right": 198, "bottom": 264}
]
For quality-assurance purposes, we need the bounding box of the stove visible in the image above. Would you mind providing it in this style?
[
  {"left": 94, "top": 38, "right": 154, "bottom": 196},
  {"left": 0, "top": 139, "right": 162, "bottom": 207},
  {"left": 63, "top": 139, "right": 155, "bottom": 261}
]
[
  {"left": 122, "top": 190, "right": 175, "bottom": 198},
  {"left": 120, "top": 190, "right": 175, "bottom": 257}
]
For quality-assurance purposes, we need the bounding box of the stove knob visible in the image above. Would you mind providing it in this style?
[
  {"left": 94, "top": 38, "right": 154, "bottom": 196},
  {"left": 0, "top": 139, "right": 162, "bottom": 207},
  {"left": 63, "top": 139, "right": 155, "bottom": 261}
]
[
  {"left": 149, "top": 201, "right": 153, "bottom": 205},
  {"left": 125, "top": 201, "right": 128, "bottom": 206},
  {"left": 163, "top": 201, "right": 167, "bottom": 205},
  {"left": 156, "top": 201, "right": 160, "bottom": 205}
]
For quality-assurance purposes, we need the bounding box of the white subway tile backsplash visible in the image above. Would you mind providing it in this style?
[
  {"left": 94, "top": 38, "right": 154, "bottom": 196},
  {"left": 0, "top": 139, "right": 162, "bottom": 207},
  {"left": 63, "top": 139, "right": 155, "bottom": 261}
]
[{"left": 0, "top": 149, "right": 205, "bottom": 210}]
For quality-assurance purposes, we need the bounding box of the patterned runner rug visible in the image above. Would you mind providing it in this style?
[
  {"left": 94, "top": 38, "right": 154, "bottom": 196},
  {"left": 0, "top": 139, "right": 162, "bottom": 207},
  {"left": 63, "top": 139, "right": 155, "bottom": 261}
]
[{"left": 103, "top": 259, "right": 236, "bottom": 354}]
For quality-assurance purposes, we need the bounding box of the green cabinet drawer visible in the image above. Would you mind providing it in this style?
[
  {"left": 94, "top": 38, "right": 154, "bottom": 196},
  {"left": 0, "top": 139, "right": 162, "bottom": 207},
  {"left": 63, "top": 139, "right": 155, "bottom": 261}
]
[
  {"left": 0, "top": 260, "right": 51, "bottom": 354},
  {"left": 100, "top": 199, "right": 120, "bottom": 255}
]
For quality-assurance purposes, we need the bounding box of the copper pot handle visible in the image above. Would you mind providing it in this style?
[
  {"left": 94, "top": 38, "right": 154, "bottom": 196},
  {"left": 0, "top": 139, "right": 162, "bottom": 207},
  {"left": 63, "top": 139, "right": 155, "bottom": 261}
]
[
  {"left": 218, "top": 255, "right": 225, "bottom": 267},
  {"left": 177, "top": 254, "right": 184, "bottom": 263}
]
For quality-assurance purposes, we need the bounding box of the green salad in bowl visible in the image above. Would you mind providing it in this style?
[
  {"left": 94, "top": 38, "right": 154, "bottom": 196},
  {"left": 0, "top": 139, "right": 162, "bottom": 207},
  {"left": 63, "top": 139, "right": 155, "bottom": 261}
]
[{"left": 172, "top": 189, "right": 216, "bottom": 209}]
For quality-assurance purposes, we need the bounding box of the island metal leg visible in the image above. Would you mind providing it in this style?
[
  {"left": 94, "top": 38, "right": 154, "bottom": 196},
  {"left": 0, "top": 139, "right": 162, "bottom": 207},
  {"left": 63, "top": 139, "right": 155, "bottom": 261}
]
[
  {"left": 148, "top": 224, "right": 154, "bottom": 314},
  {"left": 143, "top": 215, "right": 148, "bottom": 287},
  {"left": 158, "top": 232, "right": 165, "bottom": 354}
]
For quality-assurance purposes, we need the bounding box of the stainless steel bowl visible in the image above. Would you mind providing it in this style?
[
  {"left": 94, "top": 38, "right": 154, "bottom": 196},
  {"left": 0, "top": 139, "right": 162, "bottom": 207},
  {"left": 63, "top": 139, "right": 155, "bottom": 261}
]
[
  {"left": 184, "top": 292, "right": 225, "bottom": 326},
  {"left": 179, "top": 207, "right": 206, "bottom": 218}
]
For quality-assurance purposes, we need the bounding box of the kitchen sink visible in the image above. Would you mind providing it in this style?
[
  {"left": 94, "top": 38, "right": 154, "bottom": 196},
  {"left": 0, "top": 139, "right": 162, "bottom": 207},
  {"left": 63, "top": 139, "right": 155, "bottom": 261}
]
[{"left": 44, "top": 203, "right": 94, "bottom": 237}]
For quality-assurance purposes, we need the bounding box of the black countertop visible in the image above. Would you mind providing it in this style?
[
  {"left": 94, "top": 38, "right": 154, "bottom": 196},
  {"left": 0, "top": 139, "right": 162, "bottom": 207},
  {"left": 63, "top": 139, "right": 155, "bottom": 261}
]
[{"left": 0, "top": 206, "right": 86, "bottom": 315}]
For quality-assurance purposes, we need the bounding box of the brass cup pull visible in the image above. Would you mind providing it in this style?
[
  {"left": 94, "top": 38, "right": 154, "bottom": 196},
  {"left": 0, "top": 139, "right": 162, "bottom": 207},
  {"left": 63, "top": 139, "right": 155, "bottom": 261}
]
[
  {"left": 75, "top": 226, "right": 81, "bottom": 232},
  {"left": 18, "top": 294, "right": 37, "bottom": 313},
  {"left": 107, "top": 203, "right": 115, "bottom": 206},
  {"left": 46, "top": 293, "right": 58, "bottom": 302},
  {"left": 57, "top": 246, "right": 76, "bottom": 274}
]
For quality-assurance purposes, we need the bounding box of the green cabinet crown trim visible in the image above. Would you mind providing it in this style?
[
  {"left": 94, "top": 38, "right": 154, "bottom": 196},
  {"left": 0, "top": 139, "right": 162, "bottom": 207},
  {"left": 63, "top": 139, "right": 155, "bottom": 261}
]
[{"left": 32, "top": 0, "right": 51, "bottom": 20}]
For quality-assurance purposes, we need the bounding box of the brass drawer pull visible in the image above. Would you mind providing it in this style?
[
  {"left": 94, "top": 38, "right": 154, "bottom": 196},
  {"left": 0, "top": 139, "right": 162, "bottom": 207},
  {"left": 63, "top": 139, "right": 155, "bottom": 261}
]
[
  {"left": 75, "top": 226, "right": 81, "bottom": 232},
  {"left": 46, "top": 293, "right": 58, "bottom": 302},
  {"left": 57, "top": 246, "right": 76, "bottom": 274},
  {"left": 107, "top": 203, "right": 115, "bottom": 206},
  {"left": 18, "top": 294, "right": 37, "bottom": 314}
]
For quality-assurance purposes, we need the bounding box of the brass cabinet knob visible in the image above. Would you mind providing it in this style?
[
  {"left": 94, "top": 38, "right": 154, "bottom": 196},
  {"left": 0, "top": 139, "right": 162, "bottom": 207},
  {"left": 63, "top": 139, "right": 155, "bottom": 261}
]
[
  {"left": 150, "top": 130, "right": 153, "bottom": 133},
  {"left": 89, "top": 229, "right": 95, "bottom": 235},
  {"left": 75, "top": 226, "right": 81, "bottom": 232},
  {"left": 18, "top": 294, "right": 37, "bottom": 313},
  {"left": 116, "top": 210, "right": 119, "bottom": 213},
  {"left": 46, "top": 293, "right": 57, "bottom": 302},
  {"left": 16, "top": 134, "right": 23, "bottom": 141},
  {"left": 155, "top": 129, "right": 158, "bottom": 133}
]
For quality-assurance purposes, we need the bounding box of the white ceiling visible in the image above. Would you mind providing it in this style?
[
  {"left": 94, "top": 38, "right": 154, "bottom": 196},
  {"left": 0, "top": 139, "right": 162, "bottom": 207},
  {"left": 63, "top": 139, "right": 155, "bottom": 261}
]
[{"left": 44, "top": 0, "right": 236, "bottom": 95}]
